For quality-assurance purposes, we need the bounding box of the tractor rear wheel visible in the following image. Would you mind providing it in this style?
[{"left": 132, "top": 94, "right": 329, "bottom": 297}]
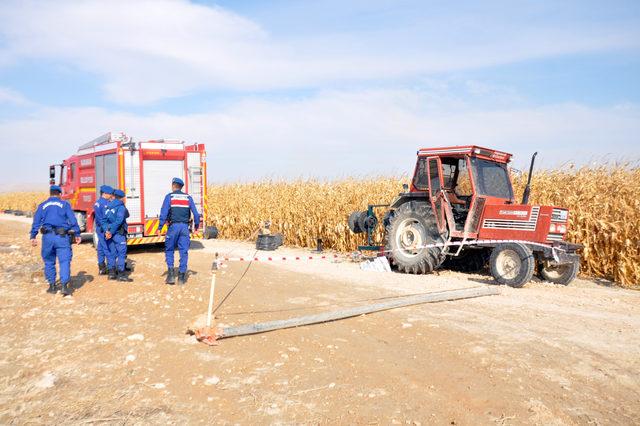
[
  {"left": 384, "top": 201, "right": 446, "bottom": 274},
  {"left": 489, "top": 243, "right": 535, "bottom": 288},
  {"left": 539, "top": 259, "right": 579, "bottom": 285}
]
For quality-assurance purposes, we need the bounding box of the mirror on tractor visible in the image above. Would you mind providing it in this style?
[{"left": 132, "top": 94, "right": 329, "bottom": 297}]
[{"left": 49, "top": 165, "right": 56, "bottom": 184}]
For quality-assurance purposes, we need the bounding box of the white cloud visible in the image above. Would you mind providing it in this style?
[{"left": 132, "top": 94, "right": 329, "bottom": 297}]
[
  {"left": 0, "top": 0, "right": 638, "bottom": 104},
  {"left": 0, "top": 86, "right": 30, "bottom": 105},
  {"left": 1, "top": 89, "right": 638, "bottom": 189}
]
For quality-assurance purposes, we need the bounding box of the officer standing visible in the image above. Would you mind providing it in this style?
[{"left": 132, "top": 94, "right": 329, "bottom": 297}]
[
  {"left": 103, "top": 189, "right": 132, "bottom": 282},
  {"left": 29, "top": 185, "right": 81, "bottom": 295},
  {"left": 159, "top": 177, "right": 200, "bottom": 285},
  {"left": 93, "top": 185, "right": 114, "bottom": 275}
]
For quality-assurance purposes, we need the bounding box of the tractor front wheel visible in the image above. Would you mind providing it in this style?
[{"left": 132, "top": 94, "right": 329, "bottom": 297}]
[
  {"left": 384, "top": 201, "right": 445, "bottom": 274},
  {"left": 489, "top": 243, "right": 535, "bottom": 288},
  {"left": 539, "top": 259, "right": 579, "bottom": 285}
]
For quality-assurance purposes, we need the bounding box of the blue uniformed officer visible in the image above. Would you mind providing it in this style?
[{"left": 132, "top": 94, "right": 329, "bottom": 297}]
[
  {"left": 93, "top": 185, "right": 114, "bottom": 275},
  {"left": 29, "top": 185, "right": 81, "bottom": 295},
  {"left": 159, "top": 177, "right": 200, "bottom": 285},
  {"left": 103, "top": 189, "right": 132, "bottom": 282}
]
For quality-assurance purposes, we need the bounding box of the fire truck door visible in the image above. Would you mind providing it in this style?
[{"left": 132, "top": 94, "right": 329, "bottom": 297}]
[{"left": 95, "top": 153, "right": 118, "bottom": 196}]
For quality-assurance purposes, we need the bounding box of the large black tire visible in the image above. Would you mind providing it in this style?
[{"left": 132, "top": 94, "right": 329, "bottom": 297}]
[
  {"left": 384, "top": 201, "right": 446, "bottom": 274},
  {"left": 443, "top": 248, "right": 490, "bottom": 273},
  {"left": 539, "top": 259, "right": 579, "bottom": 285},
  {"left": 348, "top": 211, "right": 363, "bottom": 233},
  {"left": 256, "top": 233, "right": 284, "bottom": 251},
  {"left": 489, "top": 243, "right": 535, "bottom": 288},
  {"left": 203, "top": 225, "right": 219, "bottom": 240}
]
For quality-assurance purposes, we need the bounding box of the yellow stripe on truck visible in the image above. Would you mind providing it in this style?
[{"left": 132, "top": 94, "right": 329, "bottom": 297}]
[{"left": 127, "top": 235, "right": 167, "bottom": 246}]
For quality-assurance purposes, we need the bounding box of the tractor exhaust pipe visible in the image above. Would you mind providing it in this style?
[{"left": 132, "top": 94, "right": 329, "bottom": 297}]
[{"left": 521, "top": 152, "right": 538, "bottom": 205}]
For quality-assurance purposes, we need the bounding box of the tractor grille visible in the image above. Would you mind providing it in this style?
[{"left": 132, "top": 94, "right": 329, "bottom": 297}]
[
  {"left": 547, "top": 233, "right": 564, "bottom": 242},
  {"left": 551, "top": 208, "right": 568, "bottom": 222},
  {"left": 482, "top": 206, "right": 540, "bottom": 231}
]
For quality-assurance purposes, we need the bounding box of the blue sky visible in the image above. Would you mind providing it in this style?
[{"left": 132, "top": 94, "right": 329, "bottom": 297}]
[{"left": 0, "top": 0, "right": 639, "bottom": 189}]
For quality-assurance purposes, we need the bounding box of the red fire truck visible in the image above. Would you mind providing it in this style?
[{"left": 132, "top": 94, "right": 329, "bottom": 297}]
[{"left": 49, "top": 132, "right": 210, "bottom": 246}]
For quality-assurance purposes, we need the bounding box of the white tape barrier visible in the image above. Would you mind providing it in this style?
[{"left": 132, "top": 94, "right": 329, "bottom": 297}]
[{"left": 216, "top": 239, "right": 567, "bottom": 264}]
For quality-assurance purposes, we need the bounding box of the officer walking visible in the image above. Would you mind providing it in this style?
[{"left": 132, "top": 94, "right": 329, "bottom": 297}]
[
  {"left": 103, "top": 189, "right": 132, "bottom": 282},
  {"left": 29, "top": 185, "right": 81, "bottom": 295},
  {"left": 93, "top": 185, "right": 114, "bottom": 275},
  {"left": 159, "top": 177, "right": 200, "bottom": 285}
]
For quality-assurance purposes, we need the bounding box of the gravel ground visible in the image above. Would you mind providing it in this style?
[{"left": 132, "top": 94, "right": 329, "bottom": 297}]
[{"left": 1, "top": 214, "right": 639, "bottom": 425}]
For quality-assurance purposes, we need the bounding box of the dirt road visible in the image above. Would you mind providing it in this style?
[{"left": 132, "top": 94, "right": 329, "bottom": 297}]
[{"left": 1, "top": 215, "right": 639, "bottom": 425}]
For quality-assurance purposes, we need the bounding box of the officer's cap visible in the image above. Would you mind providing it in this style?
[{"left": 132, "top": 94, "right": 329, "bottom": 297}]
[
  {"left": 114, "top": 189, "right": 126, "bottom": 198},
  {"left": 100, "top": 185, "right": 114, "bottom": 195},
  {"left": 172, "top": 177, "right": 184, "bottom": 187},
  {"left": 50, "top": 185, "right": 62, "bottom": 194}
]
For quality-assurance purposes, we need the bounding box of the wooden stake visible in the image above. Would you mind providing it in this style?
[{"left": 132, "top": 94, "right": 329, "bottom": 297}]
[{"left": 206, "top": 272, "right": 216, "bottom": 327}]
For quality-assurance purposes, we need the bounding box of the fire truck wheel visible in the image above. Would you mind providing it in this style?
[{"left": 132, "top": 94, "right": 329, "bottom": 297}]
[
  {"left": 539, "top": 259, "right": 579, "bottom": 285},
  {"left": 490, "top": 243, "right": 535, "bottom": 288},
  {"left": 384, "top": 201, "right": 446, "bottom": 274}
]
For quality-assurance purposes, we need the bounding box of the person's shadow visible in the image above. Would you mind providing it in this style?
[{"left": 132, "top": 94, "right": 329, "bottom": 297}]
[{"left": 69, "top": 271, "right": 94, "bottom": 294}]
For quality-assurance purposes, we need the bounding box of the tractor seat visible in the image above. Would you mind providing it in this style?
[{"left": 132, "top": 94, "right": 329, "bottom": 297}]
[{"left": 445, "top": 190, "right": 466, "bottom": 206}]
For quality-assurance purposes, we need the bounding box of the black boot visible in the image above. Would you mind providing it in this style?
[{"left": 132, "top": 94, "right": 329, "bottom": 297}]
[
  {"left": 178, "top": 272, "right": 187, "bottom": 285},
  {"left": 46, "top": 282, "right": 57, "bottom": 294},
  {"left": 166, "top": 268, "right": 176, "bottom": 285},
  {"left": 117, "top": 270, "right": 133, "bottom": 282},
  {"left": 108, "top": 268, "right": 117, "bottom": 280},
  {"left": 98, "top": 262, "right": 107, "bottom": 275},
  {"left": 60, "top": 282, "right": 71, "bottom": 296}
]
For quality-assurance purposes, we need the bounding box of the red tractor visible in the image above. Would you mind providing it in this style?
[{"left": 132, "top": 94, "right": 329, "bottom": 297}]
[{"left": 348, "top": 146, "right": 581, "bottom": 287}]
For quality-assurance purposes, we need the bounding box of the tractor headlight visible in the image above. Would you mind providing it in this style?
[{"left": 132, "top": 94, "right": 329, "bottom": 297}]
[{"left": 549, "top": 223, "right": 557, "bottom": 233}]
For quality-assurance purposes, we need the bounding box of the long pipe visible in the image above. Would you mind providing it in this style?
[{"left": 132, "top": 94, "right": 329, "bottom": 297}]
[{"left": 216, "top": 286, "right": 500, "bottom": 339}]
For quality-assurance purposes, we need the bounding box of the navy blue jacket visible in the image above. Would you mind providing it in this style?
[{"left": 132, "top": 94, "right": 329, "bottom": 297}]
[
  {"left": 102, "top": 199, "right": 129, "bottom": 234},
  {"left": 159, "top": 190, "right": 200, "bottom": 229},
  {"left": 93, "top": 196, "right": 110, "bottom": 233},
  {"left": 30, "top": 196, "right": 81, "bottom": 239}
]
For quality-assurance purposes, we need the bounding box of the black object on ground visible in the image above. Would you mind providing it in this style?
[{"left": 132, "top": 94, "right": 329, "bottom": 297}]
[{"left": 256, "top": 233, "right": 284, "bottom": 251}]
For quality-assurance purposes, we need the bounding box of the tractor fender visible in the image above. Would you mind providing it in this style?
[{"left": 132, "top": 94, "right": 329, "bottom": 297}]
[{"left": 389, "top": 192, "right": 429, "bottom": 209}]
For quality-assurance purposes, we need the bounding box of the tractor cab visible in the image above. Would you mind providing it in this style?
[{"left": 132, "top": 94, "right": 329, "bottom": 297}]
[{"left": 411, "top": 146, "right": 515, "bottom": 238}]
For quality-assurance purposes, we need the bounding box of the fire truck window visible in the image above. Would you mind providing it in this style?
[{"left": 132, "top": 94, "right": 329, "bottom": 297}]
[
  {"left": 454, "top": 158, "right": 473, "bottom": 197},
  {"left": 428, "top": 159, "right": 441, "bottom": 196},
  {"left": 60, "top": 165, "right": 67, "bottom": 185},
  {"left": 70, "top": 163, "right": 76, "bottom": 182},
  {"left": 413, "top": 157, "right": 428, "bottom": 191},
  {"left": 471, "top": 158, "right": 513, "bottom": 199}
]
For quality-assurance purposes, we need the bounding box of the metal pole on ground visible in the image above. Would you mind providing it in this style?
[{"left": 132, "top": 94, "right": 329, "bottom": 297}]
[{"left": 200, "top": 286, "right": 499, "bottom": 343}]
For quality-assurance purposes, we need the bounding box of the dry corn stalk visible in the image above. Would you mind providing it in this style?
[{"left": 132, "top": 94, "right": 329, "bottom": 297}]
[{"left": 2, "top": 166, "right": 638, "bottom": 286}]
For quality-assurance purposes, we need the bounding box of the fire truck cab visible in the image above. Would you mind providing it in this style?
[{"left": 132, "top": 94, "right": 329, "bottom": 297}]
[{"left": 49, "top": 132, "right": 208, "bottom": 246}]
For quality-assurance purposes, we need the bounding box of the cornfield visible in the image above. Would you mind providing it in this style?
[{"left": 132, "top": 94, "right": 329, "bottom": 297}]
[
  {"left": 206, "top": 167, "right": 640, "bottom": 287},
  {"left": 2, "top": 167, "right": 638, "bottom": 286}
]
